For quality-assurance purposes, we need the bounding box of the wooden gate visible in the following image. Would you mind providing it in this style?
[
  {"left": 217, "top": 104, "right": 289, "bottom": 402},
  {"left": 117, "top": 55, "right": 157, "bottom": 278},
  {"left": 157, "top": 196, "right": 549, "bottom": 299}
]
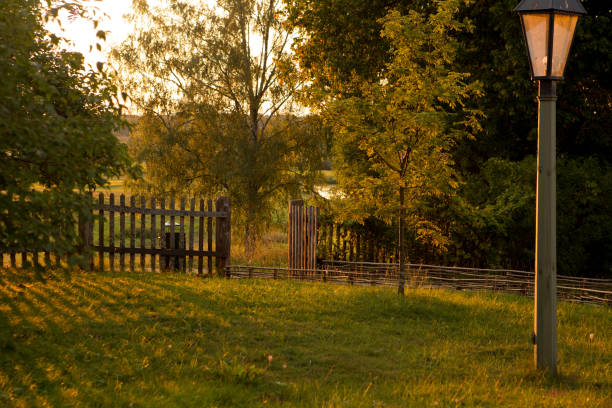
[
  {"left": 288, "top": 200, "right": 319, "bottom": 271},
  {"left": 90, "top": 193, "right": 230, "bottom": 274}
]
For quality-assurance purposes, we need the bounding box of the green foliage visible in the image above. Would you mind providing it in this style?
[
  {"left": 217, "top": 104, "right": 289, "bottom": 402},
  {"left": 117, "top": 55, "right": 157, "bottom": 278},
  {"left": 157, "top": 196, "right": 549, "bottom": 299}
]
[
  {"left": 285, "top": 0, "right": 612, "bottom": 277},
  {"left": 0, "top": 0, "right": 131, "bottom": 259},
  {"left": 444, "top": 157, "right": 612, "bottom": 276},
  {"left": 445, "top": 157, "right": 537, "bottom": 270},
  {"left": 114, "top": 0, "right": 327, "bottom": 252},
  {"left": 557, "top": 157, "right": 612, "bottom": 277},
  {"left": 328, "top": 1, "right": 481, "bottom": 249},
  {"left": 1, "top": 269, "right": 611, "bottom": 406}
]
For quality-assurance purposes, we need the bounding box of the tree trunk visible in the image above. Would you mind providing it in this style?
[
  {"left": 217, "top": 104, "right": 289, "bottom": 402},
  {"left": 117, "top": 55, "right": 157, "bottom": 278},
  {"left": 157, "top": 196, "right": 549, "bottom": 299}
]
[
  {"left": 244, "top": 206, "right": 256, "bottom": 263},
  {"left": 398, "top": 186, "right": 405, "bottom": 296}
]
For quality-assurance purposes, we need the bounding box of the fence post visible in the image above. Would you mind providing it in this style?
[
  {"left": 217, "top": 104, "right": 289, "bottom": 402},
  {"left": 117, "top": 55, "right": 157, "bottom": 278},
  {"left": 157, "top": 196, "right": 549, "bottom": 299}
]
[
  {"left": 78, "top": 193, "right": 94, "bottom": 271},
  {"left": 215, "top": 196, "right": 231, "bottom": 277}
]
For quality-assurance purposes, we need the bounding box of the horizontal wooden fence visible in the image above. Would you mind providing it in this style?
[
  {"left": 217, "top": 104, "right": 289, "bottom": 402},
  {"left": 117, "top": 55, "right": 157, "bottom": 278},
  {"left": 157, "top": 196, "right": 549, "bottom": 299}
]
[
  {"left": 1, "top": 193, "right": 231, "bottom": 275},
  {"left": 225, "top": 261, "right": 612, "bottom": 307}
]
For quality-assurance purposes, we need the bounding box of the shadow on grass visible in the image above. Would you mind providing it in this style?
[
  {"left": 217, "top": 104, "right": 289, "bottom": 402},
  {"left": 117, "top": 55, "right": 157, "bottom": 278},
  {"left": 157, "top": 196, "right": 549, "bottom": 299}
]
[{"left": 0, "top": 269, "right": 610, "bottom": 406}]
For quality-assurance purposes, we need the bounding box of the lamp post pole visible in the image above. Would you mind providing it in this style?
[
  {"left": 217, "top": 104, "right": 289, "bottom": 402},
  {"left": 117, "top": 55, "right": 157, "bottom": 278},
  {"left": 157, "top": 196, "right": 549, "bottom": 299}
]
[
  {"left": 534, "top": 79, "right": 557, "bottom": 373},
  {"left": 514, "top": 0, "right": 586, "bottom": 373}
]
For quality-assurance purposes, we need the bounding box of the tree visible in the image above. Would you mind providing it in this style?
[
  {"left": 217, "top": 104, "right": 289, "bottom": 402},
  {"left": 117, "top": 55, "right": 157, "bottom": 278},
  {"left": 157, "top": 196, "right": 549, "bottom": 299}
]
[
  {"left": 286, "top": 0, "right": 612, "bottom": 277},
  {"left": 328, "top": 1, "right": 481, "bottom": 293},
  {"left": 114, "top": 0, "right": 326, "bottom": 254},
  {"left": 0, "top": 0, "right": 131, "bottom": 263}
]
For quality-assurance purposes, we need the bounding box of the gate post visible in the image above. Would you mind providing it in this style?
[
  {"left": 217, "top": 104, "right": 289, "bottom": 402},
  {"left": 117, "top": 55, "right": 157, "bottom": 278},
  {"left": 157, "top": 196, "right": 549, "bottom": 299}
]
[
  {"left": 215, "top": 196, "right": 231, "bottom": 277},
  {"left": 288, "top": 200, "right": 319, "bottom": 276}
]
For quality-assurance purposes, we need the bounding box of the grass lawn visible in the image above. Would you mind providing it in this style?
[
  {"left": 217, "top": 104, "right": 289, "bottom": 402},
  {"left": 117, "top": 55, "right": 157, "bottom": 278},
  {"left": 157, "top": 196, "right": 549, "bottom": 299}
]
[{"left": 0, "top": 269, "right": 610, "bottom": 407}]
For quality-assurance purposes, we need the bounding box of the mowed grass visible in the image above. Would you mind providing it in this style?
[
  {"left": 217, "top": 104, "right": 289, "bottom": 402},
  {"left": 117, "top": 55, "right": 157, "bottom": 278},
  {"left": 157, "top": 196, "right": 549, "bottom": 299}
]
[{"left": 0, "top": 269, "right": 610, "bottom": 407}]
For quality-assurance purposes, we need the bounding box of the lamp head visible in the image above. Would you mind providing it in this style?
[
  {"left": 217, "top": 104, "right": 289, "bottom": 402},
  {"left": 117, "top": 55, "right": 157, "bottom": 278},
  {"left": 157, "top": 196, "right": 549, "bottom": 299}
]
[{"left": 514, "top": 0, "right": 586, "bottom": 80}]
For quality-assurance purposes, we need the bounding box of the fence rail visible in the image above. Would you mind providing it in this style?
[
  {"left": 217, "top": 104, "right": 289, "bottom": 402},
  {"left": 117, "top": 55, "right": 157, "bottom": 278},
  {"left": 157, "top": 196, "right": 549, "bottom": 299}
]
[{"left": 226, "top": 261, "right": 612, "bottom": 307}]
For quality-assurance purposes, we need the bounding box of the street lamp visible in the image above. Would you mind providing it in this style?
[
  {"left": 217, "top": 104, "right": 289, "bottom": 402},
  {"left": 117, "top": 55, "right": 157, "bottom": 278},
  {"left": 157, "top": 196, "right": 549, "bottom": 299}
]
[{"left": 513, "top": 0, "right": 586, "bottom": 373}]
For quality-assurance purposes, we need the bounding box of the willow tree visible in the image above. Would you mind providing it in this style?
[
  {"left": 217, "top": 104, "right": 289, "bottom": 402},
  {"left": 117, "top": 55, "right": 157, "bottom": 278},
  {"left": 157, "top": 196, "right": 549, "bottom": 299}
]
[
  {"left": 329, "top": 0, "right": 482, "bottom": 294},
  {"left": 113, "top": 0, "right": 325, "bottom": 254}
]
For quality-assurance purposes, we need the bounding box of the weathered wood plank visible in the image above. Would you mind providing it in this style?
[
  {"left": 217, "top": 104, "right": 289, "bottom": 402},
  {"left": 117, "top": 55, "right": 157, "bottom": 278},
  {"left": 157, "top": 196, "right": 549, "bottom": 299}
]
[
  {"left": 98, "top": 193, "right": 104, "bottom": 270},
  {"left": 169, "top": 197, "right": 176, "bottom": 270},
  {"left": 159, "top": 198, "right": 165, "bottom": 271},
  {"left": 119, "top": 194, "right": 125, "bottom": 272},
  {"left": 130, "top": 196, "right": 136, "bottom": 272},
  {"left": 207, "top": 199, "right": 213, "bottom": 275},
  {"left": 150, "top": 197, "right": 156, "bottom": 272},
  {"left": 198, "top": 199, "right": 204, "bottom": 275},
  {"left": 94, "top": 204, "right": 225, "bottom": 217},
  {"left": 179, "top": 198, "right": 186, "bottom": 272},
  {"left": 93, "top": 246, "right": 216, "bottom": 257},
  {"left": 109, "top": 193, "right": 115, "bottom": 271},
  {"left": 215, "top": 197, "right": 230, "bottom": 276},
  {"left": 188, "top": 198, "right": 195, "bottom": 273},
  {"left": 139, "top": 196, "right": 145, "bottom": 270}
]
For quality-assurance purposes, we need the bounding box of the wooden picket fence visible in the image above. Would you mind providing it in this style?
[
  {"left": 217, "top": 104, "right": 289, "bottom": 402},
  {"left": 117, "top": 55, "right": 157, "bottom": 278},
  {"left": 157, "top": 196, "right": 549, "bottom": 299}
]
[
  {"left": 1, "top": 193, "right": 231, "bottom": 275},
  {"left": 288, "top": 200, "right": 319, "bottom": 272}
]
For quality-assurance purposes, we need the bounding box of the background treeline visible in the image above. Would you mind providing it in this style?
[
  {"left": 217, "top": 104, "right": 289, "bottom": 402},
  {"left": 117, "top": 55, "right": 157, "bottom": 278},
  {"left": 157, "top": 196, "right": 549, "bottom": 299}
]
[{"left": 285, "top": 0, "right": 611, "bottom": 277}]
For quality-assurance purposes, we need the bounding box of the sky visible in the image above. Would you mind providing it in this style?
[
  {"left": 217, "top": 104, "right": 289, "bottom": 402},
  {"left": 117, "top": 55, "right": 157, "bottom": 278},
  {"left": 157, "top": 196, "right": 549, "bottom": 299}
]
[{"left": 48, "top": 0, "right": 134, "bottom": 68}]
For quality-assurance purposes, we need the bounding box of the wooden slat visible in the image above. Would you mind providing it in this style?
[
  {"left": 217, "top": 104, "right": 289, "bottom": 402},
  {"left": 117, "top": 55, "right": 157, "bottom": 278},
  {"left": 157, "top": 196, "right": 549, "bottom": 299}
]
[
  {"left": 109, "top": 193, "right": 115, "bottom": 271},
  {"left": 94, "top": 204, "right": 225, "bottom": 217},
  {"left": 159, "top": 198, "right": 165, "bottom": 271},
  {"left": 179, "top": 198, "right": 185, "bottom": 272},
  {"left": 215, "top": 197, "right": 230, "bottom": 275},
  {"left": 188, "top": 198, "right": 195, "bottom": 272},
  {"left": 150, "top": 197, "right": 156, "bottom": 272},
  {"left": 119, "top": 194, "right": 125, "bottom": 272},
  {"left": 89, "top": 195, "right": 94, "bottom": 270},
  {"left": 207, "top": 199, "right": 212, "bottom": 275},
  {"left": 130, "top": 196, "right": 136, "bottom": 272},
  {"left": 93, "top": 246, "right": 216, "bottom": 257},
  {"left": 169, "top": 197, "right": 176, "bottom": 270},
  {"left": 288, "top": 201, "right": 293, "bottom": 270},
  {"left": 198, "top": 199, "right": 204, "bottom": 275},
  {"left": 299, "top": 203, "right": 304, "bottom": 271},
  {"left": 308, "top": 206, "right": 313, "bottom": 270},
  {"left": 98, "top": 193, "right": 104, "bottom": 270},
  {"left": 140, "top": 196, "right": 146, "bottom": 271},
  {"left": 287, "top": 202, "right": 292, "bottom": 270},
  {"left": 315, "top": 207, "right": 320, "bottom": 269}
]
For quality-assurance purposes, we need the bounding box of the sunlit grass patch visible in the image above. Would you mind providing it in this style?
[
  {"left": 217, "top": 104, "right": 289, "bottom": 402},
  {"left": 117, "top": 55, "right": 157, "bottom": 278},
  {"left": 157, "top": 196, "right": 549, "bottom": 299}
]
[{"left": 0, "top": 268, "right": 610, "bottom": 407}]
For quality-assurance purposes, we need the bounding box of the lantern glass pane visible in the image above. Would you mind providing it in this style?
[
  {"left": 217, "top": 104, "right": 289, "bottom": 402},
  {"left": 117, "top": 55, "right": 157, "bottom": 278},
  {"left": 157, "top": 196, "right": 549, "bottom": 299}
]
[
  {"left": 551, "top": 14, "right": 578, "bottom": 77},
  {"left": 522, "top": 13, "right": 550, "bottom": 77}
]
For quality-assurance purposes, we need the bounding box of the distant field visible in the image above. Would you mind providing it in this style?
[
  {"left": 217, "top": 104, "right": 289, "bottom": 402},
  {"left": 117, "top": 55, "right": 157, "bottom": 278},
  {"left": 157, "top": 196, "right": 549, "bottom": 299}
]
[{"left": 1, "top": 270, "right": 610, "bottom": 407}]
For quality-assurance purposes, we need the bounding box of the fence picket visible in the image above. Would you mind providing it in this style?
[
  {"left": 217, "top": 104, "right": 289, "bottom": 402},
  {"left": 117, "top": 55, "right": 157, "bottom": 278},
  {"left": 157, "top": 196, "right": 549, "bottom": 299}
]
[
  {"left": 98, "top": 193, "right": 104, "bottom": 269},
  {"left": 120, "top": 194, "right": 125, "bottom": 272},
  {"left": 139, "top": 197, "right": 145, "bottom": 271},
  {"left": 109, "top": 193, "right": 115, "bottom": 271},
  {"left": 130, "top": 196, "right": 136, "bottom": 272},
  {"left": 169, "top": 198, "right": 175, "bottom": 270},
  {"left": 180, "top": 198, "right": 186, "bottom": 272},
  {"left": 150, "top": 197, "right": 156, "bottom": 272},
  {"left": 159, "top": 198, "right": 165, "bottom": 271},
  {"left": 189, "top": 198, "right": 195, "bottom": 273},
  {"left": 207, "top": 199, "right": 213, "bottom": 275}
]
